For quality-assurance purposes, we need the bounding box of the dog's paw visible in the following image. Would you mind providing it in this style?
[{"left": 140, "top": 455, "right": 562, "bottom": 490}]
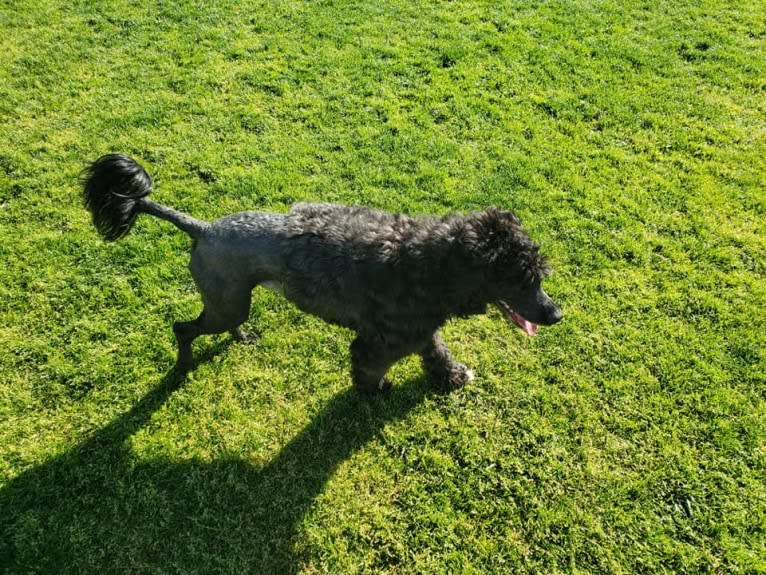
[
  {"left": 431, "top": 363, "right": 473, "bottom": 392},
  {"left": 377, "top": 377, "right": 393, "bottom": 393},
  {"left": 230, "top": 327, "right": 257, "bottom": 344},
  {"left": 355, "top": 377, "right": 392, "bottom": 396},
  {"left": 173, "top": 360, "right": 192, "bottom": 378},
  {"left": 448, "top": 364, "right": 474, "bottom": 389}
]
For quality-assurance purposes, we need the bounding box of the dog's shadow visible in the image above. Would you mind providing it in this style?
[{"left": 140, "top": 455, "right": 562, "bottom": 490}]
[{"left": 0, "top": 368, "right": 430, "bottom": 573}]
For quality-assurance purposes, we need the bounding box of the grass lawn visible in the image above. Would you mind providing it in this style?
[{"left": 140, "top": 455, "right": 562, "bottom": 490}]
[{"left": 1, "top": 0, "right": 765, "bottom": 572}]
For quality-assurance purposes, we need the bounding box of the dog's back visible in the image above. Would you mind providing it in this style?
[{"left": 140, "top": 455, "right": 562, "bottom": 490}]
[
  {"left": 285, "top": 202, "right": 459, "bottom": 258},
  {"left": 278, "top": 203, "right": 459, "bottom": 330},
  {"left": 287, "top": 203, "right": 409, "bottom": 247}
]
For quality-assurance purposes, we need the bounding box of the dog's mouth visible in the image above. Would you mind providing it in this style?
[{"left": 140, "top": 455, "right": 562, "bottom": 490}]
[{"left": 495, "top": 301, "right": 539, "bottom": 336}]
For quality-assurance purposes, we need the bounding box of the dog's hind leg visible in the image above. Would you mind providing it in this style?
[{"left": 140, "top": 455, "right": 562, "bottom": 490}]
[
  {"left": 173, "top": 315, "right": 203, "bottom": 374},
  {"left": 173, "top": 285, "right": 252, "bottom": 374},
  {"left": 420, "top": 331, "right": 474, "bottom": 391}
]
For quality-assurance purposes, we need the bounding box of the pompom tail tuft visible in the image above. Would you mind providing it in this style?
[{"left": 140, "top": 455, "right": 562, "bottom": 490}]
[{"left": 81, "top": 154, "right": 153, "bottom": 241}]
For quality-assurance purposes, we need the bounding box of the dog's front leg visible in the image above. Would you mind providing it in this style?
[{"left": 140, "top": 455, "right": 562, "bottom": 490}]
[
  {"left": 350, "top": 336, "right": 395, "bottom": 395},
  {"left": 420, "top": 331, "right": 474, "bottom": 391}
]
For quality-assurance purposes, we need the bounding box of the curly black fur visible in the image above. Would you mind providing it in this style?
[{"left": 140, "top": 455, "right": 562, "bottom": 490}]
[
  {"left": 81, "top": 154, "right": 562, "bottom": 393},
  {"left": 81, "top": 154, "right": 153, "bottom": 241}
]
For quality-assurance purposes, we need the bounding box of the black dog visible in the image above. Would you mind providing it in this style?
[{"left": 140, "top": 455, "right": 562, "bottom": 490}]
[{"left": 82, "top": 154, "right": 561, "bottom": 393}]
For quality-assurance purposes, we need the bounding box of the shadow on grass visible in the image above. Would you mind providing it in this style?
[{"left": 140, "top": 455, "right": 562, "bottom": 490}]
[{"left": 0, "top": 368, "right": 430, "bottom": 573}]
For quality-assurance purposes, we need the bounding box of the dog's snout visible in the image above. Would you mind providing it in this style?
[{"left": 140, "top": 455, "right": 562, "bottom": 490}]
[{"left": 536, "top": 289, "right": 562, "bottom": 326}]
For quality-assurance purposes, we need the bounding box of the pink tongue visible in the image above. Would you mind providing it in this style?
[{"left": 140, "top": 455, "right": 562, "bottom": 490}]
[{"left": 512, "top": 312, "right": 539, "bottom": 336}]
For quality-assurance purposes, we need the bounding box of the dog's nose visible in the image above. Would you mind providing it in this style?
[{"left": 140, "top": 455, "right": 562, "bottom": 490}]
[{"left": 548, "top": 306, "right": 563, "bottom": 325}]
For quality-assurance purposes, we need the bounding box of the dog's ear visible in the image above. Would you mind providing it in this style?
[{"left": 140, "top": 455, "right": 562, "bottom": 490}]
[
  {"left": 467, "top": 208, "right": 551, "bottom": 282},
  {"left": 484, "top": 207, "right": 521, "bottom": 227},
  {"left": 470, "top": 208, "right": 522, "bottom": 262}
]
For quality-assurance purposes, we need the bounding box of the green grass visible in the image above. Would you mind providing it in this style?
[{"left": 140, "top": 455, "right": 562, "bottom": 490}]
[{"left": 1, "top": 0, "right": 765, "bottom": 572}]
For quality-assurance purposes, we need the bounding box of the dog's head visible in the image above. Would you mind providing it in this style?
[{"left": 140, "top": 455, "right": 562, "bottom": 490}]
[{"left": 469, "top": 208, "right": 562, "bottom": 335}]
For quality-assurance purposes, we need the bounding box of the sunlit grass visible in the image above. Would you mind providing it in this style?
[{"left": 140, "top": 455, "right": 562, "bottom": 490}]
[{"left": 1, "top": 1, "right": 764, "bottom": 573}]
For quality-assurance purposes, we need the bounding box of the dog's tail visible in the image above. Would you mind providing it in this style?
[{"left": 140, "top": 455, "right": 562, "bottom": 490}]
[{"left": 81, "top": 153, "right": 209, "bottom": 241}]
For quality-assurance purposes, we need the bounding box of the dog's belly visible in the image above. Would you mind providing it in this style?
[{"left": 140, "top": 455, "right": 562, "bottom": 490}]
[
  {"left": 261, "top": 280, "right": 283, "bottom": 294},
  {"left": 281, "top": 277, "right": 363, "bottom": 330}
]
